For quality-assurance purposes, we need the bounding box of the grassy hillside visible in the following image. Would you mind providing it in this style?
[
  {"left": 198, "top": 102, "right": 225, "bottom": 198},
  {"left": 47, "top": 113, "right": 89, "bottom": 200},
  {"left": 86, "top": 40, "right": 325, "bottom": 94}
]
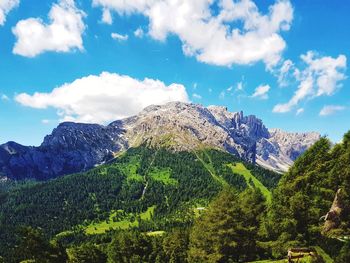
[
  {"left": 2, "top": 131, "right": 349, "bottom": 263},
  {"left": 229, "top": 163, "right": 272, "bottom": 204},
  {"left": 85, "top": 206, "right": 155, "bottom": 235},
  {"left": 0, "top": 146, "right": 280, "bottom": 261}
]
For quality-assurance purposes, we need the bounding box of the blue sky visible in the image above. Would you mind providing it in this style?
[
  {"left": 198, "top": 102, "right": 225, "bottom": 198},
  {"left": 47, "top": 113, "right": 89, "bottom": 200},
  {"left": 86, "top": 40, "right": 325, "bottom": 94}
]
[{"left": 0, "top": 0, "right": 349, "bottom": 146}]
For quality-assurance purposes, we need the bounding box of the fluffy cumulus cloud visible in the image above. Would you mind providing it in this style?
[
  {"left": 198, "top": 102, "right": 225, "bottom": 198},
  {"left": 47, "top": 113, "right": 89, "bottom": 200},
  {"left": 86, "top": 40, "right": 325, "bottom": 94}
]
[
  {"left": 273, "top": 51, "right": 347, "bottom": 113},
  {"left": 92, "top": 0, "right": 293, "bottom": 67},
  {"left": 0, "top": 0, "right": 19, "bottom": 26},
  {"left": 12, "top": 0, "right": 86, "bottom": 57},
  {"left": 252, "top": 84, "right": 270, "bottom": 99},
  {"left": 15, "top": 72, "right": 189, "bottom": 123},
  {"left": 319, "top": 105, "right": 346, "bottom": 116}
]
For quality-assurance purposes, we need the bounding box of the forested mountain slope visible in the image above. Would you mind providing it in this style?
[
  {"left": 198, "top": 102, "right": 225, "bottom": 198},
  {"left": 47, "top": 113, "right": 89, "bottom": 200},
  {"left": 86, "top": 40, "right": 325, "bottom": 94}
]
[
  {"left": 0, "top": 146, "right": 279, "bottom": 262},
  {"left": 1, "top": 132, "right": 349, "bottom": 262}
]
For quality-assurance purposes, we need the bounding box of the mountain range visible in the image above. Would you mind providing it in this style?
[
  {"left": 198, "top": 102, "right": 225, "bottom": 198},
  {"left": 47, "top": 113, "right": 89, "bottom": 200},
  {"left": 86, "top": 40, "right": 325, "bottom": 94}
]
[{"left": 0, "top": 102, "right": 320, "bottom": 180}]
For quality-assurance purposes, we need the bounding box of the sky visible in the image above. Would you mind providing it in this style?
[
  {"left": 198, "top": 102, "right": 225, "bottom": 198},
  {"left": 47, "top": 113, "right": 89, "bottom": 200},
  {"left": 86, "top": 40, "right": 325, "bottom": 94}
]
[{"left": 0, "top": 0, "right": 349, "bottom": 146}]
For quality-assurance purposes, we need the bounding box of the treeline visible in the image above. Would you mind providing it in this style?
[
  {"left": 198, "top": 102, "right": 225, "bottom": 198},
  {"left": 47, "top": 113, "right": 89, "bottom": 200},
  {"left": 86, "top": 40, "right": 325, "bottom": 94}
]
[{"left": 5, "top": 187, "right": 268, "bottom": 263}]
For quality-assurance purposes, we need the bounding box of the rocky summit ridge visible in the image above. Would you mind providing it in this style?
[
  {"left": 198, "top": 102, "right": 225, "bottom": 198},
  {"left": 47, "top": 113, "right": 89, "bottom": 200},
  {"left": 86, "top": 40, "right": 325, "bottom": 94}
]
[{"left": 0, "top": 102, "right": 320, "bottom": 180}]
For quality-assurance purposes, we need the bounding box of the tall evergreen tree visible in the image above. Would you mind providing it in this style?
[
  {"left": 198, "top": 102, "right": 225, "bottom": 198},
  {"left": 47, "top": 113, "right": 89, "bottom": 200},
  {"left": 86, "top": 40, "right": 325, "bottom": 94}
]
[
  {"left": 188, "top": 187, "right": 266, "bottom": 262},
  {"left": 162, "top": 228, "right": 189, "bottom": 263},
  {"left": 67, "top": 244, "right": 107, "bottom": 263}
]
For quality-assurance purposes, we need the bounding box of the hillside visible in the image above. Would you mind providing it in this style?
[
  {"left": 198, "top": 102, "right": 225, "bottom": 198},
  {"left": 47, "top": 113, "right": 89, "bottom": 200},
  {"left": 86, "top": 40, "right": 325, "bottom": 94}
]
[
  {"left": 0, "top": 146, "right": 279, "bottom": 262},
  {"left": 1, "top": 129, "right": 349, "bottom": 262}
]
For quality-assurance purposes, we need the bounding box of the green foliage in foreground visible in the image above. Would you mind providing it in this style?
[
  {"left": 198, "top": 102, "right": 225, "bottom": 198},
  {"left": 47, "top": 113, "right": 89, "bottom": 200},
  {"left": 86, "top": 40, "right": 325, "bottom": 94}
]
[
  {"left": 265, "top": 132, "right": 350, "bottom": 260},
  {"left": 188, "top": 188, "right": 266, "bottom": 262}
]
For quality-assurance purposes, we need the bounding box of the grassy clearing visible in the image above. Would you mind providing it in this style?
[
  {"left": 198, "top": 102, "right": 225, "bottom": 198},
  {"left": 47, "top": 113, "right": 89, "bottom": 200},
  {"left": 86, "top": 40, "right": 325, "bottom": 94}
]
[
  {"left": 55, "top": 230, "right": 75, "bottom": 239},
  {"left": 117, "top": 156, "right": 143, "bottom": 182},
  {"left": 194, "top": 150, "right": 229, "bottom": 187},
  {"left": 85, "top": 206, "right": 155, "bottom": 235},
  {"left": 146, "top": 231, "right": 165, "bottom": 236},
  {"left": 229, "top": 163, "right": 272, "bottom": 204},
  {"left": 149, "top": 167, "right": 178, "bottom": 185},
  {"left": 193, "top": 207, "right": 206, "bottom": 218}
]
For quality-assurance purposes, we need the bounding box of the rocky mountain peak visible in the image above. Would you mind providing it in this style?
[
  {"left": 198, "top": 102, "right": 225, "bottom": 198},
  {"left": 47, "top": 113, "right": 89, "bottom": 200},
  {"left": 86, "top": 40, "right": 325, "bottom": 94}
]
[
  {"left": 256, "top": 128, "right": 321, "bottom": 172},
  {"left": 0, "top": 102, "right": 320, "bottom": 180}
]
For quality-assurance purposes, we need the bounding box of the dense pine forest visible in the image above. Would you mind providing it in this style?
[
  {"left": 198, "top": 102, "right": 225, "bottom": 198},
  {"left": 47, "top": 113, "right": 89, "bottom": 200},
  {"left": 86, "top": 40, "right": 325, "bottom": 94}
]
[{"left": 0, "top": 132, "right": 349, "bottom": 262}]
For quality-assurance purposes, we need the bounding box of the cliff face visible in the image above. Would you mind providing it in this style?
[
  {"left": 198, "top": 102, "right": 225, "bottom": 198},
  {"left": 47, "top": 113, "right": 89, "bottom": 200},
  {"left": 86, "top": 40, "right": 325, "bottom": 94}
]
[
  {"left": 0, "top": 123, "right": 127, "bottom": 180},
  {"left": 0, "top": 102, "right": 320, "bottom": 180},
  {"left": 256, "top": 129, "right": 321, "bottom": 173}
]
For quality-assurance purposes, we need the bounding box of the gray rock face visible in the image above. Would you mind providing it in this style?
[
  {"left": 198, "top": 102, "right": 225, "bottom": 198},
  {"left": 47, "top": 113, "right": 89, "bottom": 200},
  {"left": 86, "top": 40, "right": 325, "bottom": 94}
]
[
  {"left": 0, "top": 122, "right": 127, "bottom": 180},
  {"left": 256, "top": 129, "right": 321, "bottom": 172},
  {"left": 0, "top": 102, "right": 320, "bottom": 180}
]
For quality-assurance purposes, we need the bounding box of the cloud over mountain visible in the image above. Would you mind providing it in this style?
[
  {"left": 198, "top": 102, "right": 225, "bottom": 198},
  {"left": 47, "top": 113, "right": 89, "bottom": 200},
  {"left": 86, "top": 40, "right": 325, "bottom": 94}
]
[{"left": 15, "top": 72, "right": 189, "bottom": 123}]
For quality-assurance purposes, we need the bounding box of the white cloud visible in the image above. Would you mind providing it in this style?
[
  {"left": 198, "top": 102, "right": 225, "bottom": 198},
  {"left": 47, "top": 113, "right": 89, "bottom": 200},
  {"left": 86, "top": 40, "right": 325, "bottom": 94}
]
[
  {"left": 273, "top": 52, "right": 347, "bottom": 113},
  {"left": 252, "top": 84, "right": 270, "bottom": 99},
  {"left": 301, "top": 52, "right": 347, "bottom": 96},
  {"left": 1, "top": 94, "right": 9, "bottom": 101},
  {"left": 296, "top": 108, "right": 304, "bottom": 115},
  {"left": 41, "top": 119, "right": 51, "bottom": 124},
  {"left": 277, "top": 59, "right": 295, "bottom": 86},
  {"left": 92, "top": 0, "right": 151, "bottom": 16},
  {"left": 15, "top": 72, "right": 189, "bottom": 124},
  {"left": 12, "top": 0, "right": 86, "bottom": 57},
  {"left": 92, "top": 0, "right": 293, "bottom": 67},
  {"left": 236, "top": 81, "right": 244, "bottom": 91},
  {"left": 102, "top": 8, "right": 113, "bottom": 24},
  {"left": 319, "top": 105, "right": 346, "bottom": 116},
  {"left": 192, "top": 93, "right": 202, "bottom": 99},
  {"left": 134, "top": 27, "right": 144, "bottom": 38},
  {"left": 111, "top": 32, "right": 128, "bottom": 41},
  {"left": 0, "top": 0, "right": 19, "bottom": 26},
  {"left": 219, "top": 90, "right": 225, "bottom": 100}
]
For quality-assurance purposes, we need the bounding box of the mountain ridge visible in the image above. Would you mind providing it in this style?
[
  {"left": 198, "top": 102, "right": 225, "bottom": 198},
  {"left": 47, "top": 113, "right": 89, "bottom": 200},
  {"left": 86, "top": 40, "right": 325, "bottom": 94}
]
[{"left": 0, "top": 102, "right": 320, "bottom": 180}]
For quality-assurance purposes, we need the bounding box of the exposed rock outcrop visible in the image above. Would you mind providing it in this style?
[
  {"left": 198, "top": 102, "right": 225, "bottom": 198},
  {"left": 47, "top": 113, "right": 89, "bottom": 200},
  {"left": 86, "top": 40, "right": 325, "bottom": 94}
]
[
  {"left": 0, "top": 102, "right": 320, "bottom": 180},
  {"left": 256, "top": 129, "right": 321, "bottom": 173},
  {"left": 0, "top": 122, "right": 126, "bottom": 180},
  {"left": 323, "top": 189, "right": 344, "bottom": 233}
]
